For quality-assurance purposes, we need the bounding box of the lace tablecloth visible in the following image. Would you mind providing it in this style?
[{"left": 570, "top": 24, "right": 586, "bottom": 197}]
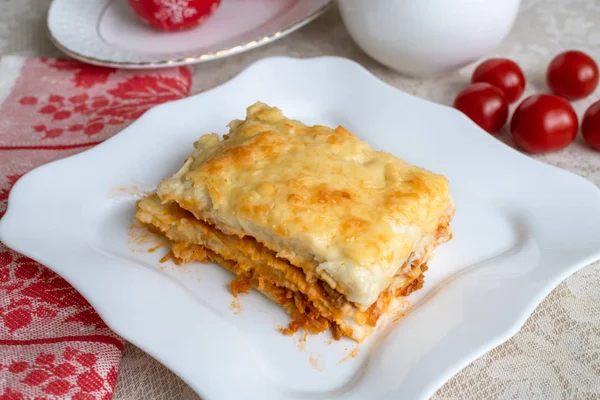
[{"left": 2, "top": 0, "right": 599, "bottom": 398}]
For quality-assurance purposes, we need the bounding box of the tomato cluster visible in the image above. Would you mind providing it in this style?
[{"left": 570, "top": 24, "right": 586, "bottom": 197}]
[{"left": 453, "top": 50, "right": 600, "bottom": 153}]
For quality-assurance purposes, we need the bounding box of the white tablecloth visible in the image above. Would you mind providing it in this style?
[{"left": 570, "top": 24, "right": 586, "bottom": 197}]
[{"left": 2, "top": 1, "right": 599, "bottom": 398}]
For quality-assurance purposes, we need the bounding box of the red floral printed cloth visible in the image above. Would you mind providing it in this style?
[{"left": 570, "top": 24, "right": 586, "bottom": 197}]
[{"left": 0, "top": 56, "right": 192, "bottom": 399}]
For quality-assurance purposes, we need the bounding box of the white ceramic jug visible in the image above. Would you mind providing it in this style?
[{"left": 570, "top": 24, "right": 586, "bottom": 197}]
[{"left": 339, "top": 0, "right": 521, "bottom": 77}]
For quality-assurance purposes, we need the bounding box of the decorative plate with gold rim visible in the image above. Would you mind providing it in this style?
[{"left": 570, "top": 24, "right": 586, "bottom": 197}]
[{"left": 47, "top": 0, "right": 331, "bottom": 69}]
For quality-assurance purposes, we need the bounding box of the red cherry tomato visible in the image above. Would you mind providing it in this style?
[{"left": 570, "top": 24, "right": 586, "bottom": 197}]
[
  {"left": 128, "top": 0, "right": 221, "bottom": 31},
  {"left": 453, "top": 83, "right": 509, "bottom": 133},
  {"left": 546, "top": 50, "right": 599, "bottom": 100},
  {"left": 582, "top": 100, "right": 600, "bottom": 151},
  {"left": 471, "top": 58, "right": 526, "bottom": 103},
  {"left": 510, "top": 94, "right": 578, "bottom": 153}
]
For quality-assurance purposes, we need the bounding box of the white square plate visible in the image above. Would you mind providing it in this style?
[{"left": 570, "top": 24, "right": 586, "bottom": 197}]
[{"left": 2, "top": 57, "right": 599, "bottom": 400}]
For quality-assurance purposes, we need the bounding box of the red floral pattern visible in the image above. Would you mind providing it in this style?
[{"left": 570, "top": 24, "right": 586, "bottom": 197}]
[
  {"left": 0, "top": 56, "right": 192, "bottom": 399},
  {"left": 0, "top": 250, "right": 108, "bottom": 333},
  {"left": 1, "top": 343, "right": 122, "bottom": 400},
  {"left": 42, "top": 58, "right": 117, "bottom": 89},
  {"left": 0, "top": 59, "right": 191, "bottom": 149},
  {"left": 18, "top": 68, "right": 190, "bottom": 140}
]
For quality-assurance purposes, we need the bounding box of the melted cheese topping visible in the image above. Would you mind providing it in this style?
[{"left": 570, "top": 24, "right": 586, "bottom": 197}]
[{"left": 157, "top": 102, "right": 455, "bottom": 307}]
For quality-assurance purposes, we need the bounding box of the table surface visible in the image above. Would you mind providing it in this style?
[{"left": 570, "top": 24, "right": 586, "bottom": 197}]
[{"left": 2, "top": 1, "right": 599, "bottom": 399}]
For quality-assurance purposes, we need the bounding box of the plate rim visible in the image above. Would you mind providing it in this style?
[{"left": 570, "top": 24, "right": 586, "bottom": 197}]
[
  {"left": 2, "top": 56, "right": 600, "bottom": 399},
  {"left": 46, "top": 0, "right": 332, "bottom": 69}
]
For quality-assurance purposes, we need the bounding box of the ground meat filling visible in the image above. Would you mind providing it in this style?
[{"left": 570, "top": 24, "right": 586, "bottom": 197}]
[{"left": 167, "top": 240, "right": 427, "bottom": 340}]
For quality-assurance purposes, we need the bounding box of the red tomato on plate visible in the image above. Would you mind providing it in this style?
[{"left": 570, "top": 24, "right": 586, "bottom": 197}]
[
  {"left": 546, "top": 50, "right": 599, "bottom": 100},
  {"left": 510, "top": 94, "right": 578, "bottom": 153},
  {"left": 453, "top": 83, "right": 509, "bottom": 133},
  {"left": 471, "top": 58, "right": 526, "bottom": 103},
  {"left": 582, "top": 100, "right": 600, "bottom": 151},
  {"left": 128, "top": 0, "right": 221, "bottom": 31}
]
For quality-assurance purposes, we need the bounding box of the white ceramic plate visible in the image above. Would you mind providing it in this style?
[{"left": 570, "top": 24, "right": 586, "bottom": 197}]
[
  {"left": 2, "top": 57, "right": 600, "bottom": 400},
  {"left": 47, "top": 0, "right": 330, "bottom": 68}
]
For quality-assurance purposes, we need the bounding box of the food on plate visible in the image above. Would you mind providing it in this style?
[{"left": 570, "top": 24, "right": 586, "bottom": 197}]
[
  {"left": 471, "top": 58, "right": 526, "bottom": 103},
  {"left": 582, "top": 100, "right": 600, "bottom": 151},
  {"left": 547, "top": 50, "right": 599, "bottom": 100},
  {"left": 510, "top": 94, "right": 578, "bottom": 153},
  {"left": 128, "top": 0, "right": 221, "bottom": 31},
  {"left": 453, "top": 82, "right": 509, "bottom": 133},
  {"left": 135, "top": 102, "right": 455, "bottom": 341}
]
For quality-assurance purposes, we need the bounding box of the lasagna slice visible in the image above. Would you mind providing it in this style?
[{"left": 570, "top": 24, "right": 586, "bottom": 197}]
[{"left": 136, "top": 102, "right": 455, "bottom": 342}]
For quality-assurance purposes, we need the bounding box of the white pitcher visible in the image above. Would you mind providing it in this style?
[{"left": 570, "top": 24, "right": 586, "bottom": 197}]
[{"left": 339, "top": 0, "right": 522, "bottom": 77}]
